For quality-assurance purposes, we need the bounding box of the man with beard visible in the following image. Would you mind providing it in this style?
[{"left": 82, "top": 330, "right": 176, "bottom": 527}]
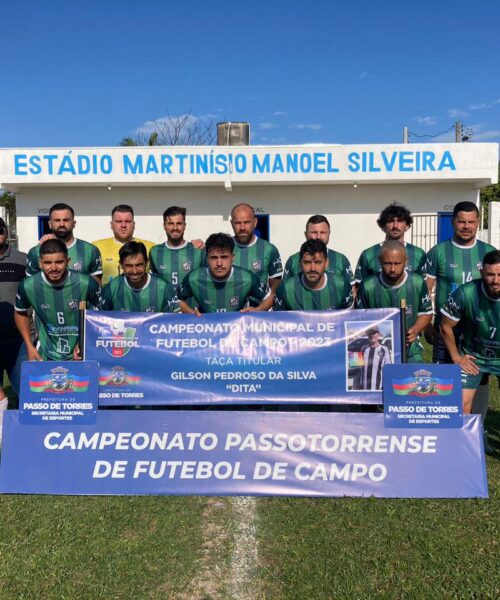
[
  {"left": 440, "top": 251, "right": 500, "bottom": 426},
  {"left": 230, "top": 203, "right": 282, "bottom": 303},
  {"left": 356, "top": 241, "right": 432, "bottom": 363},
  {"left": 274, "top": 240, "right": 353, "bottom": 310},
  {"left": 26, "top": 203, "right": 102, "bottom": 280},
  {"left": 354, "top": 203, "right": 426, "bottom": 283}
]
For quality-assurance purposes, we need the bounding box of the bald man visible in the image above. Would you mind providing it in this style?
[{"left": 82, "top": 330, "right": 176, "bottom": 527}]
[
  {"left": 356, "top": 240, "right": 432, "bottom": 363},
  {"left": 230, "top": 203, "right": 282, "bottom": 303}
]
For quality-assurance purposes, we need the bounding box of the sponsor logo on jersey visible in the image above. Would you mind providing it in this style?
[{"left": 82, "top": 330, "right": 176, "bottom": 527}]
[
  {"left": 182, "top": 261, "right": 192, "bottom": 272},
  {"left": 230, "top": 296, "right": 239, "bottom": 308},
  {"left": 95, "top": 317, "right": 139, "bottom": 357},
  {"left": 203, "top": 299, "right": 212, "bottom": 305},
  {"left": 68, "top": 300, "right": 78, "bottom": 310},
  {"left": 252, "top": 260, "right": 262, "bottom": 271},
  {"left": 41, "top": 303, "right": 50, "bottom": 309},
  {"left": 449, "top": 263, "right": 459, "bottom": 268},
  {"left": 72, "top": 261, "right": 83, "bottom": 272}
]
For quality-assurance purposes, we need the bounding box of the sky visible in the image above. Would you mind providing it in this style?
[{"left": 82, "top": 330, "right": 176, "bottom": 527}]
[{"left": 1, "top": 0, "right": 499, "bottom": 148}]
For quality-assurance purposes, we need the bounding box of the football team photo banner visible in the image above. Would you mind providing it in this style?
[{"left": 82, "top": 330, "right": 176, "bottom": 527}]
[
  {"left": 0, "top": 411, "right": 487, "bottom": 498},
  {"left": 84, "top": 309, "right": 402, "bottom": 406}
]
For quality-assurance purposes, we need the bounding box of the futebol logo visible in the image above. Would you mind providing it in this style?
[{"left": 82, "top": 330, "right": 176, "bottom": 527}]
[{"left": 95, "top": 319, "right": 139, "bottom": 358}]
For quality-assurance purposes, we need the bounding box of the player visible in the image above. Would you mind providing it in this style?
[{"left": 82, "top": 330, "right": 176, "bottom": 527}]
[
  {"left": 354, "top": 203, "right": 426, "bottom": 283},
  {"left": 26, "top": 203, "right": 102, "bottom": 279},
  {"left": 274, "top": 240, "right": 353, "bottom": 310},
  {"left": 178, "top": 233, "right": 273, "bottom": 314},
  {"left": 440, "top": 250, "right": 500, "bottom": 415},
  {"left": 283, "top": 214, "right": 354, "bottom": 287},
  {"left": 356, "top": 241, "right": 432, "bottom": 363},
  {"left": 425, "top": 201, "right": 496, "bottom": 362},
  {"left": 14, "top": 239, "right": 100, "bottom": 361},
  {"left": 360, "top": 327, "right": 392, "bottom": 390},
  {"left": 149, "top": 206, "right": 204, "bottom": 288},
  {"left": 101, "top": 241, "right": 178, "bottom": 313},
  {"left": 230, "top": 203, "right": 282, "bottom": 300},
  {"left": 93, "top": 204, "right": 155, "bottom": 285}
]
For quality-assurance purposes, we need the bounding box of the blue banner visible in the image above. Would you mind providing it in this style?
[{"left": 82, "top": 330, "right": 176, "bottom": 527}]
[
  {"left": 19, "top": 361, "right": 99, "bottom": 425},
  {"left": 384, "top": 364, "right": 463, "bottom": 428},
  {"left": 84, "top": 309, "right": 401, "bottom": 406},
  {"left": 0, "top": 411, "right": 487, "bottom": 498}
]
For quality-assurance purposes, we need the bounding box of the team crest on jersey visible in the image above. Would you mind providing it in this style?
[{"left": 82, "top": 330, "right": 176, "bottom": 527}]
[
  {"left": 449, "top": 263, "right": 459, "bottom": 268},
  {"left": 252, "top": 260, "right": 262, "bottom": 271},
  {"left": 68, "top": 300, "right": 79, "bottom": 310},
  {"left": 476, "top": 261, "right": 483, "bottom": 269},
  {"left": 230, "top": 296, "right": 240, "bottom": 308},
  {"left": 72, "top": 261, "right": 83, "bottom": 272},
  {"left": 405, "top": 305, "right": 413, "bottom": 317},
  {"left": 41, "top": 303, "right": 50, "bottom": 309},
  {"left": 95, "top": 317, "right": 139, "bottom": 358},
  {"left": 182, "top": 261, "right": 192, "bottom": 272},
  {"left": 145, "top": 306, "right": 155, "bottom": 313}
]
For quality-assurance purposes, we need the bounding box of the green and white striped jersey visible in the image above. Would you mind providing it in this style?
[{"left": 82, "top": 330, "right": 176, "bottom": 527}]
[
  {"left": 283, "top": 248, "right": 354, "bottom": 285},
  {"left": 425, "top": 239, "right": 496, "bottom": 318},
  {"left": 274, "top": 273, "right": 353, "bottom": 311},
  {"left": 26, "top": 238, "right": 102, "bottom": 277},
  {"left": 355, "top": 242, "right": 426, "bottom": 283},
  {"left": 178, "top": 266, "right": 270, "bottom": 313},
  {"left": 101, "top": 274, "right": 179, "bottom": 313},
  {"left": 15, "top": 271, "right": 100, "bottom": 360},
  {"left": 356, "top": 272, "right": 432, "bottom": 361},
  {"left": 441, "top": 279, "right": 500, "bottom": 369},
  {"left": 149, "top": 241, "right": 204, "bottom": 287},
  {"left": 232, "top": 236, "right": 282, "bottom": 285}
]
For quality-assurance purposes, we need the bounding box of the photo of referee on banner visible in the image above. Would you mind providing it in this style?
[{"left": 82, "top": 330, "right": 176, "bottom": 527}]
[{"left": 345, "top": 321, "right": 394, "bottom": 391}]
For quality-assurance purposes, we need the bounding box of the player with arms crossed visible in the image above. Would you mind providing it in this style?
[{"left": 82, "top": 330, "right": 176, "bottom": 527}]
[
  {"left": 149, "top": 206, "right": 204, "bottom": 289},
  {"left": 283, "top": 214, "right": 354, "bottom": 288},
  {"left": 26, "top": 203, "right": 102, "bottom": 280},
  {"left": 15, "top": 239, "right": 100, "bottom": 361},
  {"left": 440, "top": 251, "right": 500, "bottom": 421},
  {"left": 178, "top": 233, "right": 272, "bottom": 314},
  {"left": 355, "top": 203, "right": 426, "bottom": 283},
  {"left": 274, "top": 240, "right": 353, "bottom": 310},
  {"left": 356, "top": 241, "right": 432, "bottom": 363},
  {"left": 101, "top": 241, "right": 179, "bottom": 313}
]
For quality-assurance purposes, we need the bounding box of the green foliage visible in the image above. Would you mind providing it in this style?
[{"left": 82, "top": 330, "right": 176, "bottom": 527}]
[{"left": 480, "top": 162, "right": 500, "bottom": 228}]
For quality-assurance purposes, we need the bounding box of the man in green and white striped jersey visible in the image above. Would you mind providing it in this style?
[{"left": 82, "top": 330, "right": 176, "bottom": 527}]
[
  {"left": 178, "top": 233, "right": 273, "bottom": 314},
  {"left": 283, "top": 214, "right": 354, "bottom": 288},
  {"left": 356, "top": 241, "right": 432, "bottom": 363},
  {"left": 440, "top": 250, "right": 500, "bottom": 415},
  {"left": 230, "top": 203, "right": 282, "bottom": 303},
  {"left": 26, "top": 203, "right": 102, "bottom": 280},
  {"left": 274, "top": 240, "right": 353, "bottom": 311},
  {"left": 354, "top": 203, "right": 426, "bottom": 283},
  {"left": 101, "top": 241, "right": 179, "bottom": 313},
  {"left": 15, "top": 239, "right": 101, "bottom": 361},
  {"left": 149, "top": 206, "right": 205, "bottom": 289}
]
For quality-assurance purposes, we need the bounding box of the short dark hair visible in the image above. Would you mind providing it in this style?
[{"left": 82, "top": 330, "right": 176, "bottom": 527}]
[
  {"left": 300, "top": 239, "right": 328, "bottom": 259},
  {"left": 452, "top": 202, "right": 479, "bottom": 218},
  {"left": 483, "top": 250, "right": 500, "bottom": 266},
  {"left": 205, "top": 233, "right": 235, "bottom": 254},
  {"left": 377, "top": 203, "right": 413, "bottom": 228},
  {"left": 40, "top": 238, "right": 68, "bottom": 257},
  {"left": 163, "top": 206, "right": 186, "bottom": 221},
  {"left": 112, "top": 204, "right": 134, "bottom": 217},
  {"left": 306, "top": 215, "right": 330, "bottom": 229},
  {"left": 49, "top": 203, "right": 74, "bottom": 218},
  {"left": 119, "top": 241, "right": 147, "bottom": 264},
  {"left": 380, "top": 240, "right": 406, "bottom": 256}
]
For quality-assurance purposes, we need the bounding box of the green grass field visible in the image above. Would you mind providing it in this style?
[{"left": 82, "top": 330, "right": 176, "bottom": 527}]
[{"left": 1, "top": 374, "right": 499, "bottom": 599}]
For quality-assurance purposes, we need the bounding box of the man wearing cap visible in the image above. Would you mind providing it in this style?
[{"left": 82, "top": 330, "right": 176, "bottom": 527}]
[
  {"left": 0, "top": 218, "right": 27, "bottom": 430},
  {"left": 360, "top": 327, "right": 392, "bottom": 391}
]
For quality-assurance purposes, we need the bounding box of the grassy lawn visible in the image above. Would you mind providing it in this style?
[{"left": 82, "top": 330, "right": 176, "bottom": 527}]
[{"left": 1, "top": 366, "right": 499, "bottom": 598}]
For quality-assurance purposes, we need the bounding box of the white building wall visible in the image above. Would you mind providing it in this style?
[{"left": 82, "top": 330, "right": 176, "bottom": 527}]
[{"left": 16, "top": 182, "right": 481, "bottom": 267}]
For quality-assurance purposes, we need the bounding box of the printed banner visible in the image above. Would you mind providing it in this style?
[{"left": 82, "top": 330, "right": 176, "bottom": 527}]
[
  {"left": 19, "top": 361, "right": 99, "bottom": 425},
  {"left": 0, "top": 411, "right": 487, "bottom": 498},
  {"left": 384, "top": 364, "right": 463, "bottom": 428},
  {"left": 84, "top": 309, "right": 401, "bottom": 406}
]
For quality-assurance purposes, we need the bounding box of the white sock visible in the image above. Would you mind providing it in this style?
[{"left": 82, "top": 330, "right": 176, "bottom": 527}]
[{"left": 0, "top": 397, "right": 7, "bottom": 447}]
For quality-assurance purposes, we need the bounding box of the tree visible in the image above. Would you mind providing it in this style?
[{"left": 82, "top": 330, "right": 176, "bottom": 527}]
[
  {"left": 119, "top": 111, "right": 215, "bottom": 147},
  {"left": 0, "top": 190, "right": 17, "bottom": 240},
  {"left": 480, "top": 162, "right": 500, "bottom": 228}
]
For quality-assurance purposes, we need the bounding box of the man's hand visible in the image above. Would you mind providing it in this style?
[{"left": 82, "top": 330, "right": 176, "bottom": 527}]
[
  {"left": 73, "top": 344, "right": 82, "bottom": 361},
  {"left": 454, "top": 353, "right": 480, "bottom": 375},
  {"left": 38, "top": 233, "right": 56, "bottom": 245},
  {"left": 406, "top": 327, "right": 418, "bottom": 344},
  {"left": 27, "top": 346, "right": 42, "bottom": 361},
  {"left": 191, "top": 239, "right": 205, "bottom": 250}
]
